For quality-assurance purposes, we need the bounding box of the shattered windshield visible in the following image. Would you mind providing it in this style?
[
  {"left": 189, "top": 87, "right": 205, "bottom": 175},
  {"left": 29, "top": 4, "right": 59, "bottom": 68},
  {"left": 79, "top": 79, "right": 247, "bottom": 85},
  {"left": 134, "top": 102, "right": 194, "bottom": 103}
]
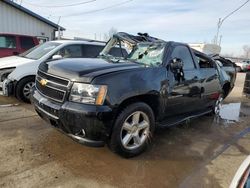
[
  {"left": 100, "top": 36, "right": 165, "bottom": 66},
  {"left": 128, "top": 42, "right": 165, "bottom": 66}
]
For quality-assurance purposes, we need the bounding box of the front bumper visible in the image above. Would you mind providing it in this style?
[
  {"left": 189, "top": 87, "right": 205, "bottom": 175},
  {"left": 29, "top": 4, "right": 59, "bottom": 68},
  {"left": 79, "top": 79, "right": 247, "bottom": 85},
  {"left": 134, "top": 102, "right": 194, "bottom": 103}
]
[
  {"left": 32, "top": 89, "right": 113, "bottom": 147},
  {"left": 0, "top": 79, "right": 14, "bottom": 96}
]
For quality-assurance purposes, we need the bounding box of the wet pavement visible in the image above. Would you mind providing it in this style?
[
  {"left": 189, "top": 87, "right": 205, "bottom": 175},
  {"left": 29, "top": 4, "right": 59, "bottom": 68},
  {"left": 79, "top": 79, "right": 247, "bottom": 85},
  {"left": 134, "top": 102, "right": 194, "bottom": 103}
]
[{"left": 0, "top": 73, "right": 250, "bottom": 188}]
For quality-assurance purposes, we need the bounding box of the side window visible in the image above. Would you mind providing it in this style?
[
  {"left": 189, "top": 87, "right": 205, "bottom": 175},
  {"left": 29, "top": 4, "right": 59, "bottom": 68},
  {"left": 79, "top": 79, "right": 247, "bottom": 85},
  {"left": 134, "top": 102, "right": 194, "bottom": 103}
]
[
  {"left": 57, "top": 45, "right": 82, "bottom": 58},
  {"left": 109, "top": 47, "right": 128, "bottom": 57},
  {"left": 0, "top": 35, "right": 16, "bottom": 49},
  {"left": 171, "top": 46, "right": 195, "bottom": 70},
  {"left": 194, "top": 53, "right": 215, "bottom": 68},
  {"left": 82, "top": 45, "right": 104, "bottom": 58},
  {"left": 20, "top": 37, "right": 35, "bottom": 49}
]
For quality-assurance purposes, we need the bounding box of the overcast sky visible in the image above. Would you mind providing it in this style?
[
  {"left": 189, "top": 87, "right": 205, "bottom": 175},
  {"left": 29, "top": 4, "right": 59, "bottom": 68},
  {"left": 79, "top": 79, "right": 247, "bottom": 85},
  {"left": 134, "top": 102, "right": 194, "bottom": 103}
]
[{"left": 20, "top": 0, "right": 250, "bottom": 56}]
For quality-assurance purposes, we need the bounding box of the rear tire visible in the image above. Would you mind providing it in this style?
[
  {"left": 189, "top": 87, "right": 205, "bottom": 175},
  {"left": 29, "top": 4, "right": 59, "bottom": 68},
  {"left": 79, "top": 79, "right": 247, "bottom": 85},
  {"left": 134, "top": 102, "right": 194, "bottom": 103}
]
[
  {"left": 16, "top": 76, "right": 35, "bottom": 103},
  {"left": 108, "top": 102, "right": 155, "bottom": 158},
  {"left": 213, "top": 93, "right": 224, "bottom": 115}
]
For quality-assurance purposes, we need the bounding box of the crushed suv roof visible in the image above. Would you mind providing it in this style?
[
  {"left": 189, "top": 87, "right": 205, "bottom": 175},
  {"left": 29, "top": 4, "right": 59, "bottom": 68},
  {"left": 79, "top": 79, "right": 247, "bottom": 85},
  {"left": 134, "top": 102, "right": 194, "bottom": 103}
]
[{"left": 113, "top": 32, "right": 166, "bottom": 44}]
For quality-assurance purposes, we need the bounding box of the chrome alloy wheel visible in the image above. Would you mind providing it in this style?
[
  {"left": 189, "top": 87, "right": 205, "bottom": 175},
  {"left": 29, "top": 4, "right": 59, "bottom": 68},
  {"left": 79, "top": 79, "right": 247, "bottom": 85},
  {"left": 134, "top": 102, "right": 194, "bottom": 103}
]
[
  {"left": 214, "top": 94, "right": 224, "bottom": 115},
  {"left": 23, "top": 81, "right": 35, "bottom": 99},
  {"left": 120, "top": 111, "right": 150, "bottom": 150}
]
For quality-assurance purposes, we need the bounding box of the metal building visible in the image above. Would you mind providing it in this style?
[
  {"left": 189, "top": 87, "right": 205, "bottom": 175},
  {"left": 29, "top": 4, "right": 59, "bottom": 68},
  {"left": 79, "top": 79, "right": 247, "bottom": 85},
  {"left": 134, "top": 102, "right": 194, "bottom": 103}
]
[{"left": 0, "top": 0, "right": 65, "bottom": 42}]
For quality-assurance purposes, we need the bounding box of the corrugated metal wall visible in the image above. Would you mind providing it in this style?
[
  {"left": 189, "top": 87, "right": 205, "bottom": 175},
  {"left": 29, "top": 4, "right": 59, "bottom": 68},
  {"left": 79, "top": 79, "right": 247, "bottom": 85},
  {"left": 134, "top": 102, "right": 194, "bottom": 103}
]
[{"left": 0, "top": 1, "right": 55, "bottom": 40}]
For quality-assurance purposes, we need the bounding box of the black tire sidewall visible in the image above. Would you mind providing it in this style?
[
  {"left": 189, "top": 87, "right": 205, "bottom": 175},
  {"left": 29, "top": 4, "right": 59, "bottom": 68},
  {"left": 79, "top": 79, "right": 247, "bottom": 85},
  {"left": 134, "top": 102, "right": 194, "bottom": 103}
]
[
  {"left": 16, "top": 76, "right": 35, "bottom": 103},
  {"left": 109, "top": 102, "right": 155, "bottom": 158}
]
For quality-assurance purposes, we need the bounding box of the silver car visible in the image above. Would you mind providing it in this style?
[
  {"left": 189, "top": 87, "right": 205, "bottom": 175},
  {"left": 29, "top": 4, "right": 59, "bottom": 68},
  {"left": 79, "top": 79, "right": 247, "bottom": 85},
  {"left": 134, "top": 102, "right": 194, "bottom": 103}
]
[{"left": 235, "top": 60, "right": 250, "bottom": 72}]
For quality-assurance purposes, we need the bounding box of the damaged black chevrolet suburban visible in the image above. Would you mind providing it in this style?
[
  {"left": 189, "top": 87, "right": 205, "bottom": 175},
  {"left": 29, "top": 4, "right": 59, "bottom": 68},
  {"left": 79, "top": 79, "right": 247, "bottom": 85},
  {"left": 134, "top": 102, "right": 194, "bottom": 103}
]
[{"left": 32, "top": 32, "right": 234, "bottom": 157}]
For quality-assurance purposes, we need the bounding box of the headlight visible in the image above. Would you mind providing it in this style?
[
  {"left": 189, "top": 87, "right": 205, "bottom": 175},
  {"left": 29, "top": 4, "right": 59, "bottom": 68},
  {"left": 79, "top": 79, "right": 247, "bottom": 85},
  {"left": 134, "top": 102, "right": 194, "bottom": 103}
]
[
  {"left": 0, "top": 67, "right": 15, "bottom": 81},
  {"left": 69, "top": 83, "right": 107, "bottom": 105}
]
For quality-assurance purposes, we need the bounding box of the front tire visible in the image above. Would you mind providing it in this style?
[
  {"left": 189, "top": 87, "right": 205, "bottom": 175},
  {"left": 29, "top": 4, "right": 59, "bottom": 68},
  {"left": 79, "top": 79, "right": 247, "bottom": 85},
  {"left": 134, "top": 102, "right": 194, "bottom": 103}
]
[
  {"left": 109, "top": 102, "right": 155, "bottom": 158},
  {"left": 16, "top": 76, "right": 35, "bottom": 103}
]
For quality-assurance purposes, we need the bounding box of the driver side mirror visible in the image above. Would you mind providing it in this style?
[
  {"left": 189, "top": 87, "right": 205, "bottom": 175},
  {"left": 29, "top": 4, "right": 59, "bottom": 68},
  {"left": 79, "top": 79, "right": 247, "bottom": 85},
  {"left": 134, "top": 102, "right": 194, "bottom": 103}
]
[
  {"left": 169, "top": 58, "right": 184, "bottom": 72},
  {"left": 52, "top": 54, "right": 62, "bottom": 60}
]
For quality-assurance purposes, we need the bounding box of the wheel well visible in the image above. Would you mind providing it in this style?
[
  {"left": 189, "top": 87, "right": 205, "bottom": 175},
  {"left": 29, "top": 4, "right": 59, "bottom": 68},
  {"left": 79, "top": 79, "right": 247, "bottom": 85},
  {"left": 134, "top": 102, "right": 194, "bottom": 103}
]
[
  {"left": 15, "top": 75, "right": 36, "bottom": 96},
  {"left": 115, "top": 94, "right": 159, "bottom": 120},
  {"left": 223, "top": 82, "right": 231, "bottom": 97}
]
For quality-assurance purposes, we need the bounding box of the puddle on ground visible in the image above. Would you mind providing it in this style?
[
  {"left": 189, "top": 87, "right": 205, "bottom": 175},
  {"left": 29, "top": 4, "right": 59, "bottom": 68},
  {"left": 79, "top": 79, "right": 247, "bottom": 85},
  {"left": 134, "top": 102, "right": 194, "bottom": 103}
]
[
  {"left": 215, "top": 102, "right": 249, "bottom": 125},
  {"left": 219, "top": 103, "right": 241, "bottom": 122}
]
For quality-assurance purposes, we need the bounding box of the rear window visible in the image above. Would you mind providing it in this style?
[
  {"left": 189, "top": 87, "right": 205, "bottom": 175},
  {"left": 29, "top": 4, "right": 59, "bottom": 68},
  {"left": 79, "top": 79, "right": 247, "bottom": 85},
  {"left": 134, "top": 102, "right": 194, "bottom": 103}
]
[
  {"left": 20, "top": 37, "right": 35, "bottom": 49},
  {"left": 0, "top": 35, "right": 16, "bottom": 49}
]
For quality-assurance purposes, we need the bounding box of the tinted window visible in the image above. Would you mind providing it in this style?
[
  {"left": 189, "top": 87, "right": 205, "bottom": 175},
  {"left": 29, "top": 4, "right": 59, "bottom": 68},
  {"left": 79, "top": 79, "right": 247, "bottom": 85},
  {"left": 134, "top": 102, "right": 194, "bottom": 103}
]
[
  {"left": 109, "top": 47, "right": 128, "bottom": 57},
  {"left": 171, "top": 46, "right": 195, "bottom": 70},
  {"left": 57, "top": 45, "right": 82, "bottom": 58},
  {"left": 20, "top": 37, "right": 35, "bottom": 49},
  {"left": 0, "top": 35, "right": 16, "bottom": 49},
  {"left": 82, "top": 45, "right": 104, "bottom": 58},
  {"left": 194, "top": 53, "right": 215, "bottom": 68}
]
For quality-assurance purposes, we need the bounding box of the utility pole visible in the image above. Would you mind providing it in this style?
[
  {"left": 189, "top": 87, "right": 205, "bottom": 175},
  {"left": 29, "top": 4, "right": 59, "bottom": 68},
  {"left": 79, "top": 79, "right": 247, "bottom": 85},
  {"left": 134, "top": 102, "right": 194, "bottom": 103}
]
[
  {"left": 214, "top": 0, "right": 250, "bottom": 45},
  {"left": 215, "top": 18, "right": 222, "bottom": 45},
  {"left": 57, "top": 16, "right": 61, "bottom": 40},
  {"left": 219, "top": 35, "right": 222, "bottom": 46}
]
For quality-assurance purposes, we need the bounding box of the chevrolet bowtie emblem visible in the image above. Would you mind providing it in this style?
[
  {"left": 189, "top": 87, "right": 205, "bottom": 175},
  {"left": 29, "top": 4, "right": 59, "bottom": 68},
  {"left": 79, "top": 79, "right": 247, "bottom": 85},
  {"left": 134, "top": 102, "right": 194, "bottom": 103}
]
[{"left": 40, "top": 79, "right": 48, "bottom": 86}]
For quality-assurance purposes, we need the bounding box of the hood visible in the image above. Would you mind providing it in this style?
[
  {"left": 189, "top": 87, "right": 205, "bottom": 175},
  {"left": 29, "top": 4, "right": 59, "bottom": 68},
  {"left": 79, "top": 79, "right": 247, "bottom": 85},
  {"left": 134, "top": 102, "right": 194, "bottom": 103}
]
[
  {"left": 39, "top": 58, "right": 141, "bottom": 83},
  {"left": 39, "top": 58, "right": 141, "bottom": 82},
  {"left": 0, "top": 56, "right": 35, "bottom": 69}
]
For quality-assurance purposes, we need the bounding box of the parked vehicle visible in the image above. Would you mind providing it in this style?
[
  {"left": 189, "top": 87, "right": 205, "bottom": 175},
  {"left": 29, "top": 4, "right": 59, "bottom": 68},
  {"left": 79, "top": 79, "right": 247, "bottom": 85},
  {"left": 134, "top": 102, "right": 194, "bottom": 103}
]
[
  {"left": 32, "top": 32, "right": 234, "bottom": 158},
  {"left": 0, "top": 33, "right": 39, "bottom": 57},
  {"left": 235, "top": 60, "right": 250, "bottom": 72},
  {"left": 0, "top": 40, "right": 127, "bottom": 102}
]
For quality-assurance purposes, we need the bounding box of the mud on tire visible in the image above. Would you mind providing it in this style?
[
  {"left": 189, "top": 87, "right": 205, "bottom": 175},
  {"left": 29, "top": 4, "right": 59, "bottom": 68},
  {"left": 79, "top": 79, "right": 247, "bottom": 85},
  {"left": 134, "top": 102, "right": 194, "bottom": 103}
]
[{"left": 108, "top": 102, "right": 155, "bottom": 158}]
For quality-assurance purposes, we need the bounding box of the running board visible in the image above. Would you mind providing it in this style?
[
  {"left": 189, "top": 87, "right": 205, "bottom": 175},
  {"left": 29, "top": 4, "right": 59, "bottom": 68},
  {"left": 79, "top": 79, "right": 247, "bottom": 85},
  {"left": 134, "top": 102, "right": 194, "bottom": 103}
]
[{"left": 157, "top": 110, "right": 212, "bottom": 128}]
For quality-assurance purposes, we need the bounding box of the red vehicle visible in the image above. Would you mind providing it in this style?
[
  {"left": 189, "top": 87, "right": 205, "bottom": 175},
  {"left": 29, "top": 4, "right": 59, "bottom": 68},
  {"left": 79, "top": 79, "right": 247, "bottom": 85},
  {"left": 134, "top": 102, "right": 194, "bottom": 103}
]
[{"left": 0, "top": 33, "right": 39, "bottom": 58}]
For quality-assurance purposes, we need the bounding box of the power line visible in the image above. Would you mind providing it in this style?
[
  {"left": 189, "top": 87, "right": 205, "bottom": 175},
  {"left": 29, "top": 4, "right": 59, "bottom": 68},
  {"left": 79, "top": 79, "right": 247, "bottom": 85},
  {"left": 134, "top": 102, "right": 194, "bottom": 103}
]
[
  {"left": 214, "top": 0, "right": 250, "bottom": 44},
  {"left": 23, "top": 0, "right": 97, "bottom": 8},
  {"left": 221, "top": 0, "right": 250, "bottom": 23},
  {"left": 64, "top": 0, "right": 133, "bottom": 17}
]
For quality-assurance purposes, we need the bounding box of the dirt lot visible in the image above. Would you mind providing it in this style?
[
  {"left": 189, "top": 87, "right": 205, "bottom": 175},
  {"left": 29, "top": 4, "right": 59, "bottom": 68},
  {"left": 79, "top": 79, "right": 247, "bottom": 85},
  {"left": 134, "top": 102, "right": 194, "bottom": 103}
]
[{"left": 0, "top": 73, "right": 250, "bottom": 188}]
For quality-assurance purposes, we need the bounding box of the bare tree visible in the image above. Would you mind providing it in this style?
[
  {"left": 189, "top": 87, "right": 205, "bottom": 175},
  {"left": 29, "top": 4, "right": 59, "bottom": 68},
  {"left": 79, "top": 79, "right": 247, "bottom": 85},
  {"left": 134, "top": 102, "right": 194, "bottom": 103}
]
[
  {"left": 243, "top": 45, "right": 250, "bottom": 59},
  {"left": 103, "top": 27, "right": 118, "bottom": 41}
]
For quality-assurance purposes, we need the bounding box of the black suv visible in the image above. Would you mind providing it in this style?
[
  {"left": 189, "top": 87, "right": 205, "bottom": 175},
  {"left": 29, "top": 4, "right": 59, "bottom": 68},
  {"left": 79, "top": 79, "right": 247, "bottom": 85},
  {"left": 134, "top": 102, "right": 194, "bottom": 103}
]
[{"left": 32, "top": 32, "right": 234, "bottom": 157}]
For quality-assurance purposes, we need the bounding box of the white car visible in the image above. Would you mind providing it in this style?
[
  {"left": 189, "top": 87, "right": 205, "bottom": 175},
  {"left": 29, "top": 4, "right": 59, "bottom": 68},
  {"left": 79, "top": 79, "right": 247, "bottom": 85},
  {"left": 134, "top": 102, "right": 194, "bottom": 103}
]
[
  {"left": 0, "top": 40, "right": 126, "bottom": 102},
  {"left": 235, "top": 60, "right": 250, "bottom": 72}
]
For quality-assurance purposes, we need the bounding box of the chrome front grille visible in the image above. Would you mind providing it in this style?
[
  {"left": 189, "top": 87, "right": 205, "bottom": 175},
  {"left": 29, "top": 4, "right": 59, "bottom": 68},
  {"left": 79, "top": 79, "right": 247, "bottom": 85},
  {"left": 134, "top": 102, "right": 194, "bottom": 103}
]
[{"left": 35, "top": 70, "right": 70, "bottom": 102}]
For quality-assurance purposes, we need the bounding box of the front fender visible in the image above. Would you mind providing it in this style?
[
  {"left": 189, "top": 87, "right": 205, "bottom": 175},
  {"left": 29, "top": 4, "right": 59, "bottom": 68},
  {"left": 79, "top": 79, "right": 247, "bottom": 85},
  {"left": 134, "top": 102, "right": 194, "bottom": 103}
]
[
  {"left": 8, "top": 62, "right": 39, "bottom": 81},
  {"left": 92, "top": 67, "right": 167, "bottom": 107}
]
